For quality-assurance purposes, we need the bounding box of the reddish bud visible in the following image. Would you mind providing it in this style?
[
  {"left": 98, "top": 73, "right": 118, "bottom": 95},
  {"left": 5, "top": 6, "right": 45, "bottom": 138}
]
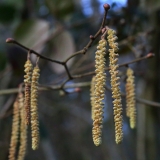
[
  {"left": 74, "top": 88, "right": 81, "bottom": 92},
  {"left": 90, "top": 35, "right": 94, "bottom": 39},
  {"left": 102, "top": 28, "right": 106, "bottom": 34},
  {"left": 146, "top": 53, "right": 155, "bottom": 58},
  {"left": 6, "top": 38, "right": 15, "bottom": 43},
  {"left": 103, "top": 4, "right": 110, "bottom": 11}
]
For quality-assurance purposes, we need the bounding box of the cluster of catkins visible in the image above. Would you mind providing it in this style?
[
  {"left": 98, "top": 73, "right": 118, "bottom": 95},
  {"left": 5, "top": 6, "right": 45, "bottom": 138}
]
[
  {"left": 91, "top": 28, "right": 136, "bottom": 146},
  {"left": 8, "top": 30, "right": 136, "bottom": 157},
  {"left": 8, "top": 57, "right": 40, "bottom": 160},
  {"left": 24, "top": 58, "right": 40, "bottom": 150}
]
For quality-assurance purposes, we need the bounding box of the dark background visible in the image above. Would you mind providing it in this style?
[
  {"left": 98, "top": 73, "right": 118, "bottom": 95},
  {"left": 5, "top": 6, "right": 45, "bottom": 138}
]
[{"left": 0, "top": 0, "right": 160, "bottom": 160}]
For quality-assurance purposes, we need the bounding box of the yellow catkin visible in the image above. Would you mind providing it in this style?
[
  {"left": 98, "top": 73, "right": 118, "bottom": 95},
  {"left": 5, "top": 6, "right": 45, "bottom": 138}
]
[
  {"left": 107, "top": 28, "right": 123, "bottom": 144},
  {"left": 24, "top": 59, "right": 33, "bottom": 125},
  {"left": 17, "top": 92, "right": 27, "bottom": 160},
  {"left": 92, "top": 39, "right": 107, "bottom": 146},
  {"left": 8, "top": 98, "right": 20, "bottom": 160},
  {"left": 31, "top": 66, "right": 40, "bottom": 150},
  {"left": 90, "top": 76, "right": 96, "bottom": 120},
  {"left": 126, "top": 68, "right": 136, "bottom": 129}
]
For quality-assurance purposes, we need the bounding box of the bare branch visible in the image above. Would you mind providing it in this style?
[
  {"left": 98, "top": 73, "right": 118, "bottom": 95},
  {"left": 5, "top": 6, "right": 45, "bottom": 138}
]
[
  {"left": 1, "top": 81, "right": 160, "bottom": 108},
  {"left": 6, "top": 38, "right": 63, "bottom": 64},
  {"left": 72, "top": 53, "right": 155, "bottom": 78},
  {"left": 0, "top": 82, "right": 91, "bottom": 96}
]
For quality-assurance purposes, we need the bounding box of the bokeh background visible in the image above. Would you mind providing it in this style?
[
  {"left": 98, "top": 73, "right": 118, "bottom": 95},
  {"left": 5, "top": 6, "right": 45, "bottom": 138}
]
[{"left": 0, "top": 0, "right": 160, "bottom": 160}]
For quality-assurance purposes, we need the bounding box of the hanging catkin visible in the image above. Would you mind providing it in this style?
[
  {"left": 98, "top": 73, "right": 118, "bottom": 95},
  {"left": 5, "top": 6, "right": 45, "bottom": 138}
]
[
  {"left": 24, "top": 59, "right": 33, "bottom": 125},
  {"left": 17, "top": 92, "right": 27, "bottom": 160},
  {"left": 107, "top": 28, "right": 123, "bottom": 144},
  {"left": 8, "top": 98, "right": 20, "bottom": 160},
  {"left": 92, "top": 39, "right": 107, "bottom": 146},
  {"left": 90, "top": 76, "right": 96, "bottom": 120},
  {"left": 31, "top": 65, "right": 40, "bottom": 150},
  {"left": 126, "top": 68, "right": 136, "bottom": 129}
]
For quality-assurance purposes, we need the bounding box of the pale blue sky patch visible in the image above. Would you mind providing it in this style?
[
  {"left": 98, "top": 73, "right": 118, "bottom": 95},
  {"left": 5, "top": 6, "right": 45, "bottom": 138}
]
[
  {"left": 99, "top": 0, "right": 127, "bottom": 7},
  {"left": 81, "top": 0, "right": 127, "bottom": 16},
  {"left": 81, "top": 0, "right": 93, "bottom": 16}
]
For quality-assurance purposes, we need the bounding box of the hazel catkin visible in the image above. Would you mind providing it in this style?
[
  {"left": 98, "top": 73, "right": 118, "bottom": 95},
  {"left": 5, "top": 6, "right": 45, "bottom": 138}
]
[
  {"left": 126, "top": 68, "right": 136, "bottom": 129},
  {"left": 8, "top": 98, "right": 20, "bottom": 160},
  {"left": 17, "top": 92, "right": 27, "bottom": 160},
  {"left": 31, "top": 66, "right": 40, "bottom": 150},
  {"left": 107, "top": 28, "right": 123, "bottom": 144},
  {"left": 92, "top": 39, "right": 107, "bottom": 146},
  {"left": 24, "top": 59, "right": 33, "bottom": 125}
]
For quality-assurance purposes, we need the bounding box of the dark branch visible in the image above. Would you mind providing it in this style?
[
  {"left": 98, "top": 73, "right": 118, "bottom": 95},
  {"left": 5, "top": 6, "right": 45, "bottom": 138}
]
[
  {"left": 6, "top": 38, "right": 63, "bottom": 64},
  {"left": 72, "top": 53, "right": 155, "bottom": 78},
  {"left": 64, "top": 4, "right": 109, "bottom": 63},
  {"left": 104, "top": 86, "right": 160, "bottom": 107},
  {"left": 1, "top": 82, "right": 160, "bottom": 108}
]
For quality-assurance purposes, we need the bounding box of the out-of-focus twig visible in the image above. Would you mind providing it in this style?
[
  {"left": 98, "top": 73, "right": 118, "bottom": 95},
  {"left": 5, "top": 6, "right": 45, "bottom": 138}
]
[
  {"left": 0, "top": 53, "right": 154, "bottom": 95},
  {"left": 72, "top": 53, "right": 155, "bottom": 78}
]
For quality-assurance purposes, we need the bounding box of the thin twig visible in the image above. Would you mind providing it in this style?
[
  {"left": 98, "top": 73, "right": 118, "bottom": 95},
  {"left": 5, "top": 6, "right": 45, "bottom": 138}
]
[
  {"left": 104, "top": 86, "right": 160, "bottom": 107},
  {"left": 63, "top": 64, "right": 72, "bottom": 79},
  {"left": 6, "top": 38, "right": 63, "bottom": 64},
  {"left": 6, "top": 5, "right": 109, "bottom": 65},
  {"left": 72, "top": 53, "right": 155, "bottom": 78},
  {"left": 63, "top": 3, "right": 110, "bottom": 63},
  {"left": 0, "top": 53, "right": 154, "bottom": 95},
  {"left": 6, "top": 4, "right": 110, "bottom": 89},
  {"left": 1, "top": 82, "right": 160, "bottom": 108},
  {"left": 0, "top": 82, "right": 91, "bottom": 95},
  {"left": 110, "top": 88, "right": 160, "bottom": 107}
]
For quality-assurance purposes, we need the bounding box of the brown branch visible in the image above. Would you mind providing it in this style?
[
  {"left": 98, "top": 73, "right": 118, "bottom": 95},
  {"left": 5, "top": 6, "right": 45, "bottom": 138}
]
[
  {"left": 136, "top": 98, "right": 160, "bottom": 107},
  {"left": 0, "top": 82, "right": 91, "bottom": 95},
  {"left": 61, "top": 4, "right": 109, "bottom": 86},
  {"left": 72, "top": 53, "right": 155, "bottom": 78},
  {"left": 1, "top": 82, "right": 160, "bottom": 108},
  {"left": 6, "top": 4, "right": 110, "bottom": 90},
  {"left": 6, "top": 38, "right": 63, "bottom": 64},
  {"left": 63, "top": 64, "right": 72, "bottom": 79},
  {"left": 63, "top": 4, "right": 110, "bottom": 63},
  {"left": 118, "top": 28, "right": 154, "bottom": 46},
  {"left": 6, "top": 4, "right": 110, "bottom": 65},
  {"left": 104, "top": 86, "right": 160, "bottom": 107},
  {"left": 0, "top": 52, "right": 154, "bottom": 96}
]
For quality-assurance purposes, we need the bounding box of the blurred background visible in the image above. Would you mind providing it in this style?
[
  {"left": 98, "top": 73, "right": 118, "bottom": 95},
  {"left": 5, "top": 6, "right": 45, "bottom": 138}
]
[{"left": 0, "top": 0, "right": 160, "bottom": 160}]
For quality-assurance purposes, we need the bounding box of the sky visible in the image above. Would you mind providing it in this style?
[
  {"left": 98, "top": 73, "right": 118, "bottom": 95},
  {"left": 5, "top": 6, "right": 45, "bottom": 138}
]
[
  {"left": 81, "top": 0, "right": 127, "bottom": 16},
  {"left": 99, "top": 0, "right": 127, "bottom": 6}
]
